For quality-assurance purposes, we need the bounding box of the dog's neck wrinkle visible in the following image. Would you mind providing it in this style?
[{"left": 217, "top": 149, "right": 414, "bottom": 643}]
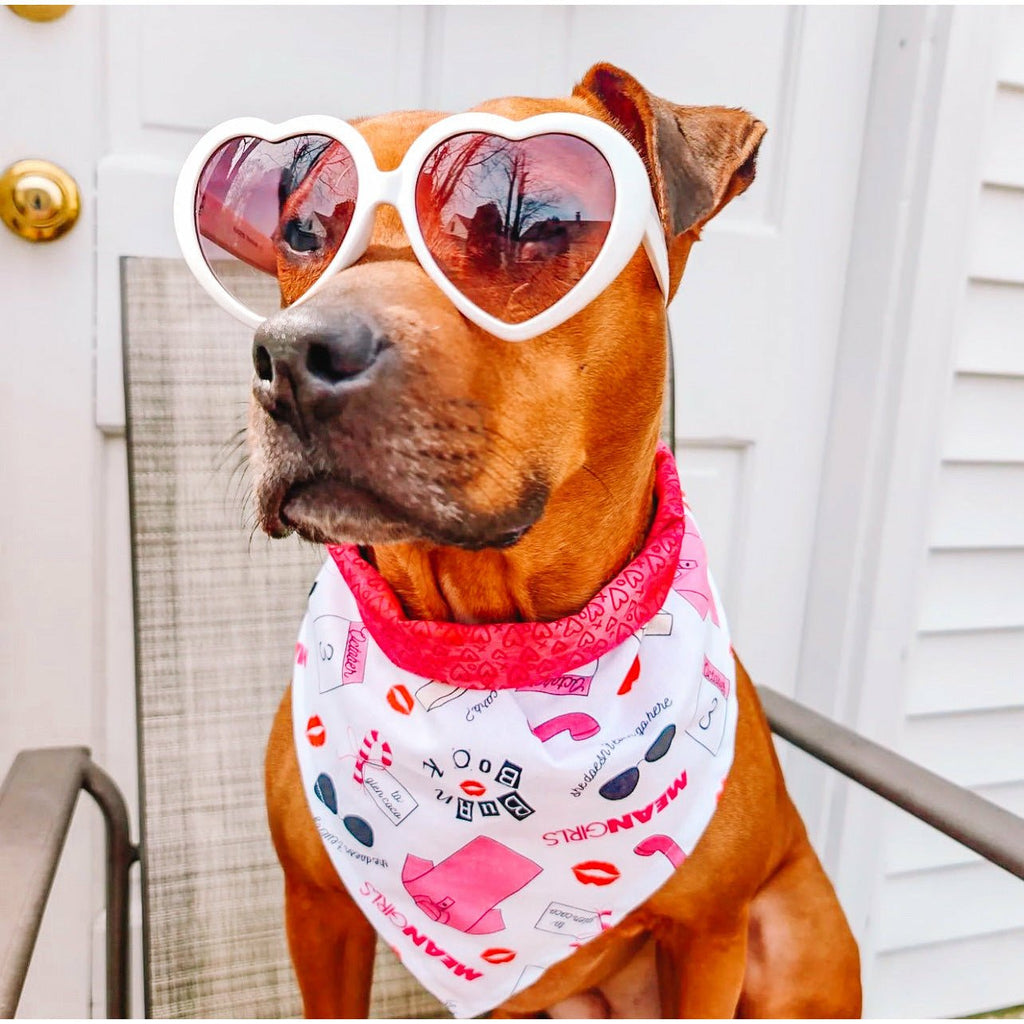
[{"left": 369, "top": 462, "right": 657, "bottom": 625}]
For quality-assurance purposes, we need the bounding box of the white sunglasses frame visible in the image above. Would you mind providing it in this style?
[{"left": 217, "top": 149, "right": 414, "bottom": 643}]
[{"left": 173, "top": 111, "right": 670, "bottom": 342}]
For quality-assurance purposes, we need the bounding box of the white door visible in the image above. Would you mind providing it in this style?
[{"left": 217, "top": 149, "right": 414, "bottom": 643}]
[
  {"left": 0, "top": 7, "right": 106, "bottom": 1017},
  {"left": 2, "top": 6, "right": 877, "bottom": 1016}
]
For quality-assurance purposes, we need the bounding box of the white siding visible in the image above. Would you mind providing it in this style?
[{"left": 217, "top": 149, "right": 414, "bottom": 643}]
[
  {"left": 873, "top": 11, "right": 1024, "bottom": 1012},
  {"left": 871, "top": 929, "right": 1024, "bottom": 1019}
]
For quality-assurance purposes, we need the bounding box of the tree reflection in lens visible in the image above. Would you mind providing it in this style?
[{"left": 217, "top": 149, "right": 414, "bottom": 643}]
[{"left": 416, "top": 132, "right": 615, "bottom": 324}]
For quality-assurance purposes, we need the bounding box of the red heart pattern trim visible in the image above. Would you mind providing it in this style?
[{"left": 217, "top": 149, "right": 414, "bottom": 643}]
[{"left": 327, "top": 444, "right": 685, "bottom": 690}]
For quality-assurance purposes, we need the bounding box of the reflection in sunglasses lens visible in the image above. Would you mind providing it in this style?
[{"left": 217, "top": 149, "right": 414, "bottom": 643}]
[
  {"left": 645, "top": 724, "right": 676, "bottom": 763},
  {"left": 415, "top": 132, "right": 616, "bottom": 324},
  {"left": 194, "top": 133, "right": 358, "bottom": 317},
  {"left": 599, "top": 766, "right": 640, "bottom": 801}
]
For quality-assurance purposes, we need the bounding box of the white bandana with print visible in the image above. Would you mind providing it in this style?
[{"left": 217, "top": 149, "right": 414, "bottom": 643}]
[{"left": 291, "top": 450, "right": 736, "bottom": 1017}]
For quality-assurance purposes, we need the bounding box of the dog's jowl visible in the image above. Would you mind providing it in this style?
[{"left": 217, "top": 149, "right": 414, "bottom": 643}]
[{"left": 176, "top": 63, "right": 861, "bottom": 1019}]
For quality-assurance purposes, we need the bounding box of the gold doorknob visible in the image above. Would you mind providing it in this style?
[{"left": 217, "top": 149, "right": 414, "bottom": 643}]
[
  {"left": 0, "top": 159, "right": 80, "bottom": 242},
  {"left": 7, "top": 6, "right": 73, "bottom": 22}
]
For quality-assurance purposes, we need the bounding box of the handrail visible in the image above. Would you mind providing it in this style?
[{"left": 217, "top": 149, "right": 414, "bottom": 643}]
[
  {"left": 0, "top": 748, "right": 138, "bottom": 1019},
  {"left": 759, "top": 686, "right": 1024, "bottom": 881}
]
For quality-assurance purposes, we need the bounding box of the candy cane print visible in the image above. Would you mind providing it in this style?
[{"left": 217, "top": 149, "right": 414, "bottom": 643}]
[{"left": 353, "top": 729, "right": 393, "bottom": 784}]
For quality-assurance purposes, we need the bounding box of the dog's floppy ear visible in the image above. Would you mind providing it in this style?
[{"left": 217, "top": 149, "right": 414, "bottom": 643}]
[{"left": 575, "top": 63, "right": 766, "bottom": 259}]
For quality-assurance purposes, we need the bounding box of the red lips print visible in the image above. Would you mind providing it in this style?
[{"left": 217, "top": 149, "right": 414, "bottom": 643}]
[
  {"left": 460, "top": 780, "right": 486, "bottom": 797},
  {"left": 481, "top": 947, "right": 517, "bottom": 965},
  {"left": 305, "top": 715, "right": 326, "bottom": 747},
  {"left": 387, "top": 684, "right": 414, "bottom": 715},
  {"left": 617, "top": 654, "right": 641, "bottom": 695},
  {"left": 572, "top": 860, "right": 621, "bottom": 886}
]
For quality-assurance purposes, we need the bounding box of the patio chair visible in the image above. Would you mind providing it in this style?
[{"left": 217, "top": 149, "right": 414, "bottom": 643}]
[{"left": 116, "top": 257, "right": 443, "bottom": 1018}]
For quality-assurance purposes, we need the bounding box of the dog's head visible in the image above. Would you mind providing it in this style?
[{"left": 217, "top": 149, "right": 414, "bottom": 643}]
[{"left": 248, "top": 64, "right": 764, "bottom": 552}]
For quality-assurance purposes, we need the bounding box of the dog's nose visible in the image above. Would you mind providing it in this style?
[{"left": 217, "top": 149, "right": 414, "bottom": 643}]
[{"left": 252, "top": 307, "right": 388, "bottom": 428}]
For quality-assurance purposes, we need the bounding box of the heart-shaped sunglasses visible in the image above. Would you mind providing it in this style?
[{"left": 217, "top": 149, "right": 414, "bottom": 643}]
[{"left": 173, "top": 112, "right": 670, "bottom": 342}]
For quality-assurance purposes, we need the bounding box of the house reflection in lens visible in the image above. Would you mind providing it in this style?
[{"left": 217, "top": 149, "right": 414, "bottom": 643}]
[{"left": 416, "top": 132, "right": 615, "bottom": 324}]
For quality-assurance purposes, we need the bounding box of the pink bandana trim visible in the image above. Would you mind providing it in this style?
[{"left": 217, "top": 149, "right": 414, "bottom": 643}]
[{"left": 327, "top": 443, "right": 685, "bottom": 690}]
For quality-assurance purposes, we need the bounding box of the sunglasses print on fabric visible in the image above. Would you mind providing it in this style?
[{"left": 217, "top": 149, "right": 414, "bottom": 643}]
[
  {"left": 174, "top": 112, "right": 669, "bottom": 342},
  {"left": 598, "top": 724, "right": 677, "bottom": 801}
]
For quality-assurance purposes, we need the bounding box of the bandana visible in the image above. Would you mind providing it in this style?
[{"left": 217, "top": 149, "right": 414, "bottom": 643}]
[{"left": 291, "top": 445, "right": 737, "bottom": 1018}]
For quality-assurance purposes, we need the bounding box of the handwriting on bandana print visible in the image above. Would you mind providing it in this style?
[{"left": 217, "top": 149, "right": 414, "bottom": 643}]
[
  {"left": 702, "top": 656, "right": 730, "bottom": 698},
  {"left": 312, "top": 615, "right": 367, "bottom": 691},
  {"left": 568, "top": 699, "right": 673, "bottom": 798},
  {"left": 361, "top": 763, "right": 418, "bottom": 825},
  {"left": 516, "top": 672, "right": 595, "bottom": 697},
  {"left": 534, "top": 902, "right": 605, "bottom": 940},
  {"left": 570, "top": 736, "right": 631, "bottom": 798},
  {"left": 314, "top": 817, "right": 389, "bottom": 868},
  {"left": 465, "top": 689, "right": 499, "bottom": 722},
  {"left": 634, "top": 698, "right": 673, "bottom": 737},
  {"left": 542, "top": 769, "right": 688, "bottom": 846},
  {"left": 359, "top": 881, "right": 484, "bottom": 982},
  {"left": 344, "top": 626, "right": 368, "bottom": 683}
]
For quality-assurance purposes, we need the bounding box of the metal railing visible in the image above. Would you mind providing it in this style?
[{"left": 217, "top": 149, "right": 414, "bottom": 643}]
[
  {"left": 0, "top": 747, "right": 138, "bottom": 1019},
  {"left": 1, "top": 692, "right": 1023, "bottom": 1019},
  {"left": 758, "top": 687, "right": 1024, "bottom": 881}
]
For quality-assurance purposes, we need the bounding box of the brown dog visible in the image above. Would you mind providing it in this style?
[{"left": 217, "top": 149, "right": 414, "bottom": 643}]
[{"left": 257, "top": 64, "right": 861, "bottom": 1018}]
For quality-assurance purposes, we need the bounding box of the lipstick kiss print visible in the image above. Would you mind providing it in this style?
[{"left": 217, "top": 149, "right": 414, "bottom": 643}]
[
  {"left": 572, "top": 861, "right": 621, "bottom": 886},
  {"left": 305, "top": 715, "right": 326, "bottom": 747},
  {"left": 387, "top": 684, "right": 415, "bottom": 715},
  {"left": 481, "top": 947, "right": 517, "bottom": 965}
]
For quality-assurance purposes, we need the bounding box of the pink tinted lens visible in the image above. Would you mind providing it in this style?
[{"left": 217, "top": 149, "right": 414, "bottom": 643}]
[
  {"left": 415, "top": 133, "right": 615, "bottom": 325},
  {"left": 195, "top": 134, "right": 358, "bottom": 317}
]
